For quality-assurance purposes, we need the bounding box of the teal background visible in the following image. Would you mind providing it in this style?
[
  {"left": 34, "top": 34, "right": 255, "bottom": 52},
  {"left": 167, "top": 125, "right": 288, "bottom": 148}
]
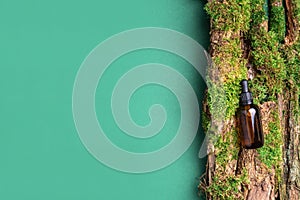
[{"left": 0, "top": 0, "right": 209, "bottom": 200}]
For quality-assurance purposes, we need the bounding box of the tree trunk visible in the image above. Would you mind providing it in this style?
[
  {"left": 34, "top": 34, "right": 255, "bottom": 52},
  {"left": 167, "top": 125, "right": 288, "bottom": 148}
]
[{"left": 200, "top": 0, "right": 300, "bottom": 199}]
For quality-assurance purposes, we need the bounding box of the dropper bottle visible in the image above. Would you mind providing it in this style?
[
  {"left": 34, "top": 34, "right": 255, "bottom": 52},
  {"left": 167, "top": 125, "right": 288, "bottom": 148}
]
[{"left": 238, "top": 80, "right": 264, "bottom": 149}]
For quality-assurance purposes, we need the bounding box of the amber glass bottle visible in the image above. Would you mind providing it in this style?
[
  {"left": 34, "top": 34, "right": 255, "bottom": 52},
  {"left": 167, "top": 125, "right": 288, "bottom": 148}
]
[{"left": 238, "top": 80, "right": 264, "bottom": 149}]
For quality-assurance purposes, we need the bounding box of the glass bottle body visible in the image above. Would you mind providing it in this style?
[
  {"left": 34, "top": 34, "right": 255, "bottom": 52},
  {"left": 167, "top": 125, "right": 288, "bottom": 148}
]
[{"left": 238, "top": 104, "right": 264, "bottom": 149}]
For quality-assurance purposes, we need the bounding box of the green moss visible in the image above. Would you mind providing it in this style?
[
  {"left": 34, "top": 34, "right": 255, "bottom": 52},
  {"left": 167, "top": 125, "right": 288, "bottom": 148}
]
[
  {"left": 205, "top": 0, "right": 251, "bottom": 119},
  {"left": 250, "top": 29, "right": 287, "bottom": 101},
  {"left": 248, "top": 0, "right": 286, "bottom": 103},
  {"left": 269, "top": 2, "right": 286, "bottom": 42},
  {"left": 248, "top": 0, "right": 285, "bottom": 180},
  {"left": 207, "top": 173, "right": 249, "bottom": 200},
  {"left": 258, "top": 122, "right": 282, "bottom": 168},
  {"left": 281, "top": 39, "right": 300, "bottom": 89},
  {"left": 201, "top": 111, "right": 210, "bottom": 133},
  {"left": 258, "top": 111, "right": 283, "bottom": 185},
  {"left": 248, "top": 78, "right": 269, "bottom": 104},
  {"left": 209, "top": 37, "right": 248, "bottom": 118},
  {"left": 222, "top": 69, "right": 247, "bottom": 118},
  {"left": 259, "top": 113, "right": 282, "bottom": 167},
  {"left": 207, "top": 76, "right": 247, "bottom": 119},
  {"left": 205, "top": 0, "right": 251, "bottom": 32},
  {"left": 214, "top": 130, "right": 239, "bottom": 163},
  {"left": 294, "top": 0, "right": 300, "bottom": 21},
  {"left": 207, "top": 67, "right": 247, "bottom": 119},
  {"left": 206, "top": 130, "right": 246, "bottom": 199},
  {"left": 250, "top": 0, "right": 267, "bottom": 25},
  {"left": 207, "top": 78, "right": 227, "bottom": 121}
]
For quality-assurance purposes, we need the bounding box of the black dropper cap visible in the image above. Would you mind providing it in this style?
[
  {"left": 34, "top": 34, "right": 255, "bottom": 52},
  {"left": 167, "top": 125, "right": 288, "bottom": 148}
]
[{"left": 240, "top": 80, "right": 253, "bottom": 105}]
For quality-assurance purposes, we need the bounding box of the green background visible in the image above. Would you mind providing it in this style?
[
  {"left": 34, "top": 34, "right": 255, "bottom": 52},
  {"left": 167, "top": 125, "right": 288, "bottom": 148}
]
[{"left": 0, "top": 0, "right": 209, "bottom": 199}]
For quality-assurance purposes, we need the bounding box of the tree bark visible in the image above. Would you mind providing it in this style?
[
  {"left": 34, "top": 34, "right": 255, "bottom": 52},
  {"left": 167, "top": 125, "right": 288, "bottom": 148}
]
[{"left": 201, "top": 0, "right": 300, "bottom": 199}]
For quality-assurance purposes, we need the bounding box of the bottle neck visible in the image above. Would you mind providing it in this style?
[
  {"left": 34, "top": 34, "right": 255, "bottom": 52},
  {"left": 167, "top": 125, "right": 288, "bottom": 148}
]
[{"left": 240, "top": 92, "right": 253, "bottom": 106}]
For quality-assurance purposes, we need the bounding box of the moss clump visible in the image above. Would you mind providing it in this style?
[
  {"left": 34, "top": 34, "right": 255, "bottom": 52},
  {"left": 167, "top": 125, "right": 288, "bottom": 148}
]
[
  {"left": 249, "top": 30, "right": 286, "bottom": 103},
  {"left": 281, "top": 39, "right": 300, "bottom": 90},
  {"left": 206, "top": 130, "right": 246, "bottom": 199},
  {"left": 222, "top": 72, "right": 247, "bottom": 118},
  {"left": 294, "top": 0, "right": 300, "bottom": 20},
  {"left": 206, "top": 77, "right": 227, "bottom": 121},
  {"left": 246, "top": 1, "right": 285, "bottom": 189},
  {"left": 258, "top": 111, "right": 283, "bottom": 177},
  {"left": 250, "top": 0, "right": 268, "bottom": 25},
  {"left": 214, "top": 129, "right": 239, "bottom": 164},
  {"left": 207, "top": 173, "right": 249, "bottom": 200},
  {"left": 205, "top": 0, "right": 251, "bottom": 32},
  {"left": 248, "top": 0, "right": 286, "bottom": 103},
  {"left": 208, "top": 37, "right": 248, "bottom": 118},
  {"left": 269, "top": 1, "right": 286, "bottom": 42},
  {"left": 201, "top": 111, "right": 210, "bottom": 133}
]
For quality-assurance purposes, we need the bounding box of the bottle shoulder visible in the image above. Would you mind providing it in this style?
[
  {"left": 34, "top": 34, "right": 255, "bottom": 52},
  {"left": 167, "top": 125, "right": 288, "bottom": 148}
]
[
  {"left": 238, "top": 104, "right": 261, "bottom": 116},
  {"left": 250, "top": 104, "right": 260, "bottom": 110},
  {"left": 239, "top": 104, "right": 260, "bottom": 111}
]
